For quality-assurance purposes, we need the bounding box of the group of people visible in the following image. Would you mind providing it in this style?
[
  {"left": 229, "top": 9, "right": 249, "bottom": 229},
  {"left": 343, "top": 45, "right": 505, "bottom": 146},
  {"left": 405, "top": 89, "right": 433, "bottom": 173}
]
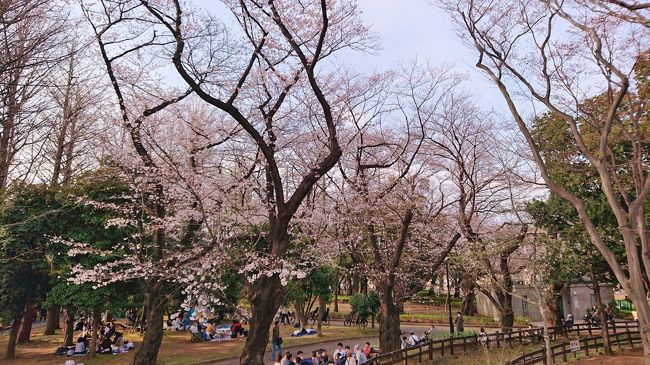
[
  {"left": 274, "top": 342, "right": 375, "bottom": 365},
  {"left": 188, "top": 319, "right": 248, "bottom": 341},
  {"left": 58, "top": 318, "right": 135, "bottom": 356}
]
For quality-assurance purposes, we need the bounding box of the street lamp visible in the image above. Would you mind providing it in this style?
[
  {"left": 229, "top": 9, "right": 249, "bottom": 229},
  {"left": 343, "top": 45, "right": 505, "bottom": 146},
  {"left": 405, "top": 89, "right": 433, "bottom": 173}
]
[{"left": 446, "top": 260, "right": 454, "bottom": 335}]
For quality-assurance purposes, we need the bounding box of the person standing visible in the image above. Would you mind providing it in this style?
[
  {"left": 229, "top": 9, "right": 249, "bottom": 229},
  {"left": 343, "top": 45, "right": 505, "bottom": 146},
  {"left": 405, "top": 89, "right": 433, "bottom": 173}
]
[
  {"left": 455, "top": 312, "right": 464, "bottom": 333},
  {"left": 272, "top": 320, "right": 283, "bottom": 360}
]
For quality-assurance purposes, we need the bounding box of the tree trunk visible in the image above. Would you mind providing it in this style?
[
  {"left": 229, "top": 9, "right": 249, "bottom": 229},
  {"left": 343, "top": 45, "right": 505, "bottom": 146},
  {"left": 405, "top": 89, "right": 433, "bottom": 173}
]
[
  {"left": 105, "top": 311, "right": 112, "bottom": 323},
  {"left": 63, "top": 306, "right": 74, "bottom": 346},
  {"left": 17, "top": 303, "right": 36, "bottom": 344},
  {"left": 351, "top": 273, "right": 360, "bottom": 295},
  {"left": 54, "top": 307, "right": 61, "bottom": 330},
  {"left": 88, "top": 307, "right": 100, "bottom": 357},
  {"left": 334, "top": 282, "right": 339, "bottom": 313},
  {"left": 44, "top": 305, "right": 60, "bottom": 335},
  {"left": 462, "top": 289, "right": 476, "bottom": 316},
  {"left": 131, "top": 283, "right": 166, "bottom": 365},
  {"left": 5, "top": 305, "right": 24, "bottom": 359},
  {"left": 240, "top": 275, "right": 284, "bottom": 365},
  {"left": 317, "top": 296, "right": 325, "bottom": 337},
  {"left": 378, "top": 285, "right": 401, "bottom": 354},
  {"left": 590, "top": 269, "right": 611, "bottom": 354}
]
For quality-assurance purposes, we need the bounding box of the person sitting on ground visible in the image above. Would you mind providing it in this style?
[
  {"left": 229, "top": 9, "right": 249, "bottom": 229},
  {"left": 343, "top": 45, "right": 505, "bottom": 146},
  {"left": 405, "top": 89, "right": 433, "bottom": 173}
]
[
  {"left": 478, "top": 327, "right": 488, "bottom": 345},
  {"left": 189, "top": 322, "right": 200, "bottom": 334},
  {"left": 400, "top": 336, "right": 408, "bottom": 349},
  {"left": 353, "top": 344, "right": 367, "bottom": 364},
  {"left": 74, "top": 337, "right": 87, "bottom": 354},
  {"left": 408, "top": 331, "right": 419, "bottom": 346},
  {"left": 230, "top": 319, "right": 242, "bottom": 339},
  {"left": 424, "top": 324, "right": 435, "bottom": 340},
  {"left": 74, "top": 318, "right": 85, "bottom": 332},
  {"left": 362, "top": 342, "right": 372, "bottom": 359},
  {"left": 98, "top": 335, "right": 113, "bottom": 354}
]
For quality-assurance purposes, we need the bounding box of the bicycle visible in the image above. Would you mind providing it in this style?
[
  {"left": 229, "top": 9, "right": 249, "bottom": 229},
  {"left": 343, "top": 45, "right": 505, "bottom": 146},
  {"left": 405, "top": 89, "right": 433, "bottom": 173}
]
[
  {"left": 344, "top": 314, "right": 367, "bottom": 328},
  {"left": 309, "top": 313, "right": 331, "bottom": 326}
]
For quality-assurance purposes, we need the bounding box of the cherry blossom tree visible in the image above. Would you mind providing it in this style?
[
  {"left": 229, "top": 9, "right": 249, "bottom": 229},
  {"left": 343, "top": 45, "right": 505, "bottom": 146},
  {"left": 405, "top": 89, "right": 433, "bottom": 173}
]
[
  {"left": 321, "top": 64, "right": 465, "bottom": 353},
  {"left": 442, "top": 0, "right": 650, "bottom": 361}
]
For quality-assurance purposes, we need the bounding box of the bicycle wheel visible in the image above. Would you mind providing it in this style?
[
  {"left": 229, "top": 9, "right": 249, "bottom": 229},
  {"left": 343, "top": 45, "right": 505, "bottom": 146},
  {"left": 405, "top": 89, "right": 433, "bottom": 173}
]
[
  {"left": 360, "top": 319, "right": 368, "bottom": 328},
  {"left": 344, "top": 319, "right": 352, "bottom": 327},
  {"left": 323, "top": 318, "right": 331, "bottom": 326},
  {"left": 309, "top": 317, "right": 316, "bottom": 325}
]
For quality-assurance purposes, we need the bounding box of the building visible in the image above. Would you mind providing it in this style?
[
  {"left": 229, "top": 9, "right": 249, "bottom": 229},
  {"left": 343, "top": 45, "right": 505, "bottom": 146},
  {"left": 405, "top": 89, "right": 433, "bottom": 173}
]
[{"left": 476, "top": 284, "right": 615, "bottom": 322}]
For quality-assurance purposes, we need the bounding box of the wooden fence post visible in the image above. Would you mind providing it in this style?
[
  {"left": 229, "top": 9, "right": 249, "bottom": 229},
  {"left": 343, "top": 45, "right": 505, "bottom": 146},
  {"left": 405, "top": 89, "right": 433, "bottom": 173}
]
[
  {"left": 463, "top": 336, "right": 467, "bottom": 352},
  {"left": 588, "top": 322, "right": 593, "bottom": 337},
  {"left": 450, "top": 337, "right": 455, "bottom": 355},
  {"left": 441, "top": 339, "right": 445, "bottom": 357},
  {"left": 617, "top": 333, "right": 623, "bottom": 351},
  {"left": 562, "top": 343, "right": 568, "bottom": 362},
  {"left": 628, "top": 327, "right": 634, "bottom": 348},
  {"left": 418, "top": 344, "right": 422, "bottom": 363},
  {"left": 584, "top": 337, "right": 590, "bottom": 357},
  {"left": 402, "top": 349, "right": 408, "bottom": 365},
  {"left": 428, "top": 341, "right": 433, "bottom": 360}
]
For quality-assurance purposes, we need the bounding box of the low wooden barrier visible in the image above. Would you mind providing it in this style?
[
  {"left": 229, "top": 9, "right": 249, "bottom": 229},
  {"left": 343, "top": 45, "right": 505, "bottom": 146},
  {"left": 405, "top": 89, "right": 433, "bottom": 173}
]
[{"left": 366, "top": 321, "right": 639, "bottom": 365}]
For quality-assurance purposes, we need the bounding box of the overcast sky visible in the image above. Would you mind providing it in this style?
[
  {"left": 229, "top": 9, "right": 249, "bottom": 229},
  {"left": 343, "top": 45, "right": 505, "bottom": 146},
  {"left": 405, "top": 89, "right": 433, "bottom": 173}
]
[{"left": 341, "top": 0, "right": 508, "bottom": 113}]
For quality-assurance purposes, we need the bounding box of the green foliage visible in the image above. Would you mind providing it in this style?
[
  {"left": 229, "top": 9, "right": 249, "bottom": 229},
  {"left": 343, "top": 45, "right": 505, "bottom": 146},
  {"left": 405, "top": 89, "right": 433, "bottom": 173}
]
[
  {"left": 0, "top": 184, "right": 60, "bottom": 321},
  {"left": 349, "top": 291, "right": 380, "bottom": 319}
]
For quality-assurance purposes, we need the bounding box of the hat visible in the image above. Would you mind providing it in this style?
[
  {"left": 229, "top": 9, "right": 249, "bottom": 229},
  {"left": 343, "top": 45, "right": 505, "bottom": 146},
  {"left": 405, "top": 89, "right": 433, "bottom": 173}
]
[{"left": 410, "top": 331, "right": 415, "bottom": 334}]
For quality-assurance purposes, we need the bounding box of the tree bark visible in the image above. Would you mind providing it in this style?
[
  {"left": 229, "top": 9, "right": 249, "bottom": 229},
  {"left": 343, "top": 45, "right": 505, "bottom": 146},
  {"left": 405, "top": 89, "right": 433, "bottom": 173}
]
[
  {"left": 17, "top": 303, "right": 36, "bottom": 344},
  {"left": 590, "top": 270, "right": 611, "bottom": 354},
  {"left": 44, "top": 305, "right": 59, "bottom": 335},
  {"left": 131, "top": 283, "right": 166, "bottom": 365},
  {"left": 240, "top": 275, "right": 284, "bottom": 365},
  {"left": 5, "top": 305, "right": 24, "bottom": 359},
  {"left": 63, "top": 306, "right": 74, "bottom": 346},
  {"left": 317, "top": 295, "right": 325, "bottom": 337},
  {"left": 462, "top": 285, "right": 476, "bottom": 316},
  {"left": 88, "top": 307, "right": 100, "bottom": 357},
  {"left": 378, "top": 285, "right": 401, "bottom": 354}
]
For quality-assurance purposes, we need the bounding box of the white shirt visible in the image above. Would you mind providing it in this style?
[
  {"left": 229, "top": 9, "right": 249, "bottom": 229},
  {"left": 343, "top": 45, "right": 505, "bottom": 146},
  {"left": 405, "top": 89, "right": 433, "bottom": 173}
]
[
  {"left": 409, "top": 334, "right": 419, "bottom": 346},
  {"left": 74, "top": 342, "right": 85, "bottom": 353}
]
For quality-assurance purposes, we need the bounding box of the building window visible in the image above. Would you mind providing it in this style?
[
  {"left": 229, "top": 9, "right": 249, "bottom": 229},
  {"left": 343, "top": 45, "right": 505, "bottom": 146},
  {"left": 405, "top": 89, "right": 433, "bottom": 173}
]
[
  {"left": 522, "top": 295, "right": 529, "bottom": 318},
  {"left": 590, "top": 294, "right": 596, "bottom": 308}
]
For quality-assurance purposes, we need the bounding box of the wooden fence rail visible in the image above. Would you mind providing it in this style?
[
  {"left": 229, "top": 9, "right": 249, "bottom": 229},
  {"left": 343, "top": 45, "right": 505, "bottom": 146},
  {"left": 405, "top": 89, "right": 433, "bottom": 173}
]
[
  {"left": 366, "top": 321, "right": 639, "bottom": 365},
  {"left": 506, "top": 329, "right": 641, "bottom": 365}
]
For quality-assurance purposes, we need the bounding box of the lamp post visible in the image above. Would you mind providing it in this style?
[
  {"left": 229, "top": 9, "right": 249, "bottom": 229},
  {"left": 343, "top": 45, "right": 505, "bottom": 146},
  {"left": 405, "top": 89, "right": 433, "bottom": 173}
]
[{"left": 446, "top": 260, "right": 454, "bottom": 335}]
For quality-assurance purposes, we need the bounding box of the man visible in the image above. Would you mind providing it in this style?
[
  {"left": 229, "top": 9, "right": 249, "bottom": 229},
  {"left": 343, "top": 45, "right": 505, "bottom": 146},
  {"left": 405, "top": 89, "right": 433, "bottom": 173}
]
[
  {"left": 408, "top": 331, "right": 419, "bottom": 346},
  {"left": 271, "top": 320, "right": 283, "bottom": 360},
  {"left": 455, "top": 312, "right": 464, "bottom": 333},
  {"left": 362, "top": 342, "right": 372, "bottom": 358},
  {"left": 333, "top": 342, "right": 345, "bottom": 360},
  {"left": 353, "top": 344, "right": 367, "bottom": 364},
  {"left": 344, "top": 346, "right": 357, "bottom": 365}
]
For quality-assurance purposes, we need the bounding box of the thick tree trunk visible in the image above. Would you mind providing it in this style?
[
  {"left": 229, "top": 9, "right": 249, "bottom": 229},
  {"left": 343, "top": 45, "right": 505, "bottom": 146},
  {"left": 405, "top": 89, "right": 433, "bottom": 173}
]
[
  {"left": 351, "top": 273, "right": 360, "bottom": 295},
  {"left": 44, "top": 305, "right": 60, "bottom": 335},
  {"left": 5, "top": 306, "right": 24, "bottom": 359},
  {"left": 240, "top": 275, "right": 284, "bottom": 365},
  {"left": 378, "top": 285, "right": 401, "bottom": 354},
  {"left": 334, "top": 282, "right": 339, "bottom": 313},
  {"left": 462, "top": 290, "right": 476, "bottom": 316},
  {"left": 132, "top": 284, "right": 166, "bottom": 365},
  {"left": 63, "top": 306, "right": 74, "bottom": 346},
  {"left": 88, "top": 307, "right": 100, "bottom": 357},
  {"left": 17, "top": 303, "right": 36, "bottom": 344},
  {"left": 54, "top": 308, "right": 61, "bottom": 330}
]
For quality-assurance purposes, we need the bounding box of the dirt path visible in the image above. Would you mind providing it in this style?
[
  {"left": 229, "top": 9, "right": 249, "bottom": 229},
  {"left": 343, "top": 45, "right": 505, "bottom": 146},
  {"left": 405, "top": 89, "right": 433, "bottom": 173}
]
[{"left": 569, "top": 348, "right": 643, "bottom": 365}]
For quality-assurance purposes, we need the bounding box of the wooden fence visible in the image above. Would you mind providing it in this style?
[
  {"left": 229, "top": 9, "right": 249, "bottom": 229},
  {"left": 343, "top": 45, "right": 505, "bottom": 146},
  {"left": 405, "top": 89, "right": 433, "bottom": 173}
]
[
  {"left": 506, "top": 327, "right": 640, "bottom": 365},
  {"left": 366, "top": 321, "right": 639, "bottom": 365}
]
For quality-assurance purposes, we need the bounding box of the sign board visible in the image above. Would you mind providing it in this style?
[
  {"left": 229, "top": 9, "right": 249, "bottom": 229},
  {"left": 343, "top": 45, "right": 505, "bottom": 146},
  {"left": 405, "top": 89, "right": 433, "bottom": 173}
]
[{"left": 570, "top": 340, "right": 580, "bottom": 352}]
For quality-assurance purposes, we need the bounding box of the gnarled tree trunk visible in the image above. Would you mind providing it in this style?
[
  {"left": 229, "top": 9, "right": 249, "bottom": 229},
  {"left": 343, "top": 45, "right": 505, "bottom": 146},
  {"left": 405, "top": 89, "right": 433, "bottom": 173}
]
[
  {"left": 132, "top": 283, "right": 166, "bottom": 365},
  {"left": 63, "top": 306, "right": 74, "bottom": 346},
  {"left": 240, "top": 275, "right": 284, "bottom": 365},
  {"left": 5, "top": 304, "right": 24, "bottom": 359},
  {"left": 378, "top": 283, "right": 401, "bottom": 354},
  {"left": 44, "top": 305, "right": 60, "bottom": 335}
]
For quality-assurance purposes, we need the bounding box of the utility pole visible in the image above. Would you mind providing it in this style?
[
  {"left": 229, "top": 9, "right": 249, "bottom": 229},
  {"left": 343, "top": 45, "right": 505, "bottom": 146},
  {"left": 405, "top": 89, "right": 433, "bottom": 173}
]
[{"left": 446, "top": 260, "right": 454, "bottom": 335}]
